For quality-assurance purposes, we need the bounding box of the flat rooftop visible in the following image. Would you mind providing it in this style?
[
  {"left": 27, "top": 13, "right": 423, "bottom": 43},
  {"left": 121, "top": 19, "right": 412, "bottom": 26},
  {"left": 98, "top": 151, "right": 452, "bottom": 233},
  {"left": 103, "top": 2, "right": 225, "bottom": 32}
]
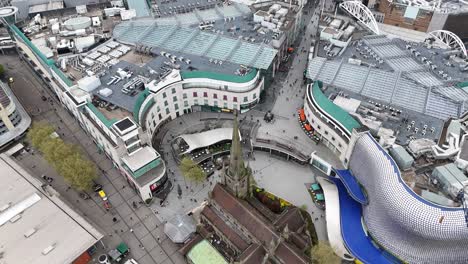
[
  {"left": 0, "top": 154, "right": 103, "bottom": 264},
  {"left": 307, "top": 35, "right": 468, "bottom": 143}
]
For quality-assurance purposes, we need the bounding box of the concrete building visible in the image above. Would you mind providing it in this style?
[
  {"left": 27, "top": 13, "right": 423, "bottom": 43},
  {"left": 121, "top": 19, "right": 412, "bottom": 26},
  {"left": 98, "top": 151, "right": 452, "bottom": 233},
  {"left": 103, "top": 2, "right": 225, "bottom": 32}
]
[
  {"left": 303, "top": 81, "right": 362, "bottom": 162},
  {"left": 374, "top": 0, "right": 468, "bottom": 39},
  {"left": 0, "top": 80, "right": 31, "bottom": 149},
  {"left": 0, "top": 154, "right": 104, "bottom": 264}
]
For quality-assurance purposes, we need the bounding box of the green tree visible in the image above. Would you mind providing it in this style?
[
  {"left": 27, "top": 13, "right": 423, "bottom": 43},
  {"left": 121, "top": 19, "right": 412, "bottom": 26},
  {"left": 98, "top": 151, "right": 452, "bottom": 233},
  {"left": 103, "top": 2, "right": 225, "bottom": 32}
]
[
  {"left": 179, "top": 157, "right": 206, "bottom": 184},
  {"left": 27, "top": 122, "right": 97, "bottom": 191},
  {"left": 27, "top": 122, "right": 55, "bottom": 151},
  {"left": 58, "top": 152, "right": 97, "bottom": 191},
  {"left": 0, "top": 64, "right": 4, "bottom": 78},
  {"left": 310, "top": 241, "right": 341, "bottom": 264}
]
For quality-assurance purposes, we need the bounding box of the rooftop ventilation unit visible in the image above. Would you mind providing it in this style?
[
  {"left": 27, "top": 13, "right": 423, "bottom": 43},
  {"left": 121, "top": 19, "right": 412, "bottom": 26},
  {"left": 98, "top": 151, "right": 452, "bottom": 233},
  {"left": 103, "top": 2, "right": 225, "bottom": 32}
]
[
  {"left": 24, "top": 228, "right": 37, "bottom": 238},
  {"left": 42, "top": 244, "right": 56, "bottom": 255},
  {"left": 10, "top": 214, "right": 21, "bottom": 223}
]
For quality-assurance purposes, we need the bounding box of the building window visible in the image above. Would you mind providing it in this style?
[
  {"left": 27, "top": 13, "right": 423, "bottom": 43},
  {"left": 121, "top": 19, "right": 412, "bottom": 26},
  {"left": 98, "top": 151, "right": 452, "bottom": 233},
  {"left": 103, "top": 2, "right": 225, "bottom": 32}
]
[
  {"left": 317, "top": 125, "right": 321, "bottom": 130},
  {"left": 171, "top": 88, "right": 176, "bottom": 94},
  {"left": 175, "top": 103, "right": 179, "bottom": 110},
  {"left": 203, "top": 92, "right": 208, "bottom": 97},
  {"left": 204, "top": 99, "right": 208, "bottom": 105},
  {"left": 183, "top": 93, "right": 187, "bottom": 99},
  {"left": 164, "top": 101, "right": 168, "bottom": 106},
  {"left": 324, "top": 131, "right": 329, "bottom": 135},
  {"left": 223, "top": 95, "right": 228, "bottom": 101},
  {"left": 194, "top": 99, "right": 199, "bottom": 105},
  {"left": 173, "top": 96, "right": 177, "bottom": 102},
  {"left": 224, "top": 102, "right": 228, "bottom": 108},
  {"left": 233, "top": 103, "right": 237, "bottom": 109},
  {"left": 157, "top": 106, "right": 161, "bottom": 112},
  {"left": 331, "top": 136, "right": 335, "bottom": 141},
  {"left": 158, "top": 113, "right": 162, "bottom": 120},
  {"left": 213, "top": 94, "right": 218, "bottom": 99},
  {"left": 162, "top": 92, "right": 167, "bottom": 98},
  {"left": 152, "top": 120, "right": 156, "bottom": 127},
  {"left": 233, "top": 97, "right": 237, "bottom": 102},
  {"left": 193, "top": 92, "right": 198, "bottom": 97},
  {"left": 184, "top": 101, "right": 189, "bottom": 107},
  {"left": 151, "top": 113, "right": 155, "bottom": 120},
  {"left": 338, "top": 143, "right": 342, "bottom": 148},
  {"left": 165, "top": 108, "right": 170, "bottom": 115},
  {"left": 214, "top": 101, "right": 218, "bottom": 106},
  {"left": 243, "top": 96, "right": 248, "bottom": 102},
  {"left": 253, "top": 93, "right": 257, "bottom": 99}
]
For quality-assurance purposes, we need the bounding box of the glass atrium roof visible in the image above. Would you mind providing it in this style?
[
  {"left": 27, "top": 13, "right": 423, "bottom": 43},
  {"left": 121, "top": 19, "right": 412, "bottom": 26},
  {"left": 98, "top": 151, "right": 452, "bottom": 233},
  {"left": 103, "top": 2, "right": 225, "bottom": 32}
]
[{"left": 113, "top": 20, "right": 277, "bottom": 70}]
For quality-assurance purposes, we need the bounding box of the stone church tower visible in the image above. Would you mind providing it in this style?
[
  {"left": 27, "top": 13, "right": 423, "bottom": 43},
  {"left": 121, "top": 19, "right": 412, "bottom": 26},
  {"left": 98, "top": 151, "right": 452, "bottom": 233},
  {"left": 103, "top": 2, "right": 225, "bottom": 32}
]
[{"left": 222, "top": 111, "right": 251, "bottom": 199}]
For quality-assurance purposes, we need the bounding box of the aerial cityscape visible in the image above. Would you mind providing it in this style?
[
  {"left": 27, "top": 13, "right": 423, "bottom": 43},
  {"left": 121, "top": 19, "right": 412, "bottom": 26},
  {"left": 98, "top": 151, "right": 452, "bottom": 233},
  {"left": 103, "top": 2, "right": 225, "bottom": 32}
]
[{"left": 0, "top": 0, "right": 467, "bottom": 263}]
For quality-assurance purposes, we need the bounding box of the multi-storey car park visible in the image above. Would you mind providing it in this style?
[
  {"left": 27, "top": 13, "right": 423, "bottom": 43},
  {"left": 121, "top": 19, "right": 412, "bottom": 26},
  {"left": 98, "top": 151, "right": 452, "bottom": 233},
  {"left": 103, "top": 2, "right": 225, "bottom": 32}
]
[{"left": 0, "top": 1, "right": 304, "bottom": 201}]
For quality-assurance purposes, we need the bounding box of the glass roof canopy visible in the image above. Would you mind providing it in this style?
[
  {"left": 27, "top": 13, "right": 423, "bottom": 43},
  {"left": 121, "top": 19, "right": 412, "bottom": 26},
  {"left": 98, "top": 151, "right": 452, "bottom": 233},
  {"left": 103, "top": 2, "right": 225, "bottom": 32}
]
[{"left": 113, "top": 20, "right": 277, "bottom": 70}]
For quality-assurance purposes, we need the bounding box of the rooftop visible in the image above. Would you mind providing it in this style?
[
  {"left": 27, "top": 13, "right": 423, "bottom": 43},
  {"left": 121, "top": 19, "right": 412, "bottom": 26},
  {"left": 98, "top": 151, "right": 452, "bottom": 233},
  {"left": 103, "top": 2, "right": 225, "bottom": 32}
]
[
  {"left": 307, "top": 34, "right": 468, "bottom": 143},
  {"left": 121, "top": 146, "right": 161, "bottom": 173},
  {"left": 310, "top": 81, "right": 361, "bottom": 133},
  {"left": 0, "top": 154, "right": 103, "bottom": 264},
  {"left": 176, "top": 127, "right": 238, "bottom": 154},
  {"left": 210, "top": 184, "right": 309, "bottom": 264},
  {"left": 113, "top": 20, "right": 277, "bottom": 70},
  {"left": 187, "top": 239, "right": 228, "bottom": 264}
]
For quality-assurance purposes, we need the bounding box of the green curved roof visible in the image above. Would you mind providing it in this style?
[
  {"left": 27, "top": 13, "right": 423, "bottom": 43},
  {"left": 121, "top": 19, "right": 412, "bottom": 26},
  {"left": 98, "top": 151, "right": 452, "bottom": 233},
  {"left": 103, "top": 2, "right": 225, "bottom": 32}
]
[
  {"left": 133, "top": 88, "right": 151, "bottom": 123},
  {"left": 180, "top": 69, "right": 257, "bottom": 83},
  {"left": 311, "top": 81, "right": 360, "bottom": 133}
]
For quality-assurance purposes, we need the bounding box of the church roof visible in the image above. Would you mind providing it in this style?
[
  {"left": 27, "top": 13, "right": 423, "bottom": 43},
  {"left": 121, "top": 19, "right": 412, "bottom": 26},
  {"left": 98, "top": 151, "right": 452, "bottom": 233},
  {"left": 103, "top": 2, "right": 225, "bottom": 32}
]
[{"left": 210, "top": 184, "right": 309, "bottom": 264}]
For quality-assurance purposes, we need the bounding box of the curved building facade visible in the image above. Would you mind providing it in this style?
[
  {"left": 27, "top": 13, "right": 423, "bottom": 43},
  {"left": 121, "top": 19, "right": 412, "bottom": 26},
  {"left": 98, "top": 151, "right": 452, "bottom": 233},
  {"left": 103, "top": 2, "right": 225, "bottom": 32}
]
[
  {"left": 303, "top": 81, "right": 360, "bottom": 162},
  {"left": 347, "top": 133, "right": 468, "bottom": 263},
  {"left": 136, "top": 69, "right": 263, "bottom": 138},
  {"left": 0, "top": 81, "right": 31, "bottom": 148}
]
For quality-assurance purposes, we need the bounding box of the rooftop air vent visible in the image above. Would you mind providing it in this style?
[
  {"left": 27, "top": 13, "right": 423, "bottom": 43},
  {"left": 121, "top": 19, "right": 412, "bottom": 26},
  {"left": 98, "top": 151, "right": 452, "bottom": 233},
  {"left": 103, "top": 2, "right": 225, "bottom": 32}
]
[
  {"left": 42, "top": 244, "right": 56, "bottom": 255},
  {"left": 24, "top": 228, "right": 37, "bottom": 238},
  {"left": 10, "top": 214, "right": 22, "bottom": 223}
]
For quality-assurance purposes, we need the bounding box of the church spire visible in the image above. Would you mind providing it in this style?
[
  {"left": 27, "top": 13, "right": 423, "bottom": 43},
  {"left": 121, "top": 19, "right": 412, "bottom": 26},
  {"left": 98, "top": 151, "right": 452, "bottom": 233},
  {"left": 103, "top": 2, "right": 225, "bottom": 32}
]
[
  {"left": 228, "top": 111, "right": 244, "bottom": 177},
  {"left": 223, "top": 110, "right": 251, "bottom": 198}
]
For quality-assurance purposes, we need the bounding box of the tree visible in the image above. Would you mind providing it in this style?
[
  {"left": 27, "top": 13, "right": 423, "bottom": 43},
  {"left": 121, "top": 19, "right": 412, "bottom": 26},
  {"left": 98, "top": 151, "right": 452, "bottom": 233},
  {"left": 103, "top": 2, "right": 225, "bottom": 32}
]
[
  {"left": 27, "top": 122, "right": 55, "bottom": 151},
  {"left": 0, "top": 64, "right": 5, "bottom": 78},
  {"left": 310, "top": 241, "right": 341, "bottom": 264},
  {"left": 27, "top": 122, "right": 97, "bottom": 191},
  {"left": 58, "top": 153, "right": 97, "bottom": 191},
  {"left": 179, "top": 157, "right": 206, "bottom": 184}
]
